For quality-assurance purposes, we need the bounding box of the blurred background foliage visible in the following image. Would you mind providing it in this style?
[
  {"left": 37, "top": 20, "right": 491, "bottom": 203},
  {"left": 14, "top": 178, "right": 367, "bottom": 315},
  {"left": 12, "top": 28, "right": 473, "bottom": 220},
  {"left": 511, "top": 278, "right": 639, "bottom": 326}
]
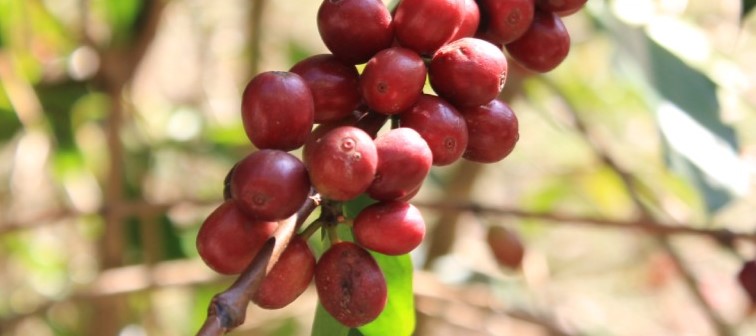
[{"left": 0, "top": 0, "right": 755, "bottom": 335}]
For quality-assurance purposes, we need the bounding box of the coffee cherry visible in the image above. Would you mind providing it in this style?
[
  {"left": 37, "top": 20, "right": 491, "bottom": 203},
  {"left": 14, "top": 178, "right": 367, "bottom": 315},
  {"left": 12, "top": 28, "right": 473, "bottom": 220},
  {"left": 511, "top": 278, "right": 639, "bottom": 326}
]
[
  {"left": 290, "top": 54, "right": 361, "bottom": 123},
  {"left": 478, "top": 0, "right": 534, "bottom": 44},
  {"left": 315, "top": 242, "right": 387, "bottom": 327},
  {"left": 487, "top": 226, "right": 525, "bottom": 269},
  {"left": 738, "top": 260, "right": 756, "bottom": 305},
  {"left": 449, "top": 0, "right": 481, "bottom": 42},
  {"left": 460, "top": 98, "right": 519, "bottom": 163},
  {"left": 196, "top": 201, "right": 278, "bottom": 275},
  {"left": 506, "top": 10, "right": 570, "bottom": 73},
  {"left": 241, "top": 71, "right": 314, "bottom": 151},
  {"left": 317, "top": 0, "right": 394, "bottom": 64},
  {"left": 536, "top": 0, "right": 586, "bottom": 14},
  {"left": 253, "top": 236, "right": 316, "bottom": 309},
  {"left": 368, "top": 128, "right": 432, "bottom": 201},
  {"left": 354, "top": 201, "right": 425, "bottom": 255},
  {"left": 231, "top": 150, "right": 311, "bottom": 221},
  {"left": 304, "top": 126, "right": 378, "bottom": 201},
  {"left": 393, "top": 0, "right": 465, "bottom": 55},
  {"left": 400, "top": 94, "right": 468, "bottom": 166},
  {"left": 429, "top": 37, "right": 508, "bottom": 107},
  {"left": 360, "top": 47, "right": 427, "bottom": 115}
]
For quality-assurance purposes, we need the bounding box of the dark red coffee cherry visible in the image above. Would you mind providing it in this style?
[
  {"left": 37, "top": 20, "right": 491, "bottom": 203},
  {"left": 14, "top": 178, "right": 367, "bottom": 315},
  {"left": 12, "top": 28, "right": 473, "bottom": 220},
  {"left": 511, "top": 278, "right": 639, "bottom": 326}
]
[
  {"left": 506, "top": 10, "right": 570, "bottom": 73},
  {"left": 400, "top": 94, "right": 468, "bottom": 166},
  {"left": 393, "top": 0, "right": 465, "bottom": 55},
  {"left": 487, "top": 226, "right": 525, "bottom": 269},
  {"left": 368, "top": 128, "right": 432, "bottom": 201},
  {"left": 536, "top": 0, "right": 586, "bottom": 14},
  {"left": 360, "top": 47, "right": 427, "bottom": 115},
  {"left": 478, "top": 0, "right": 534, "bottom": 44},
  {"left": 460, "top": 98, "right": 519, "bottom": 163},
  {"left": 354, "top": 201, "right": 426, "bottom": 255},
  {"left": 315, "top": 241, "right": 387, "bottom": 327},
  {"left": 429, "top": 37, "right": 508, "bottom": 107},
  {"left": 231, "top": 150, "right": 311, "bottom": 221},
  {"left": 196, "top": 201, "right": 277, "bottom": 275},
  {"left": 241, "top": 71, "right": 314, "bottom": 151},
  {"left": 738, "top": 260, "right": 756, "bottom": 305},
  {"left": 290, "top": 54, "right": 361, "bottom": 123},
  {"left": 317, "top": 0, "right": 394, "bottom": 64},
  {"left": 449, "top": 0, "right": 481, "bottom": 42},
  {"left": 304, "top": 126, "right": 378, "bottom": 201},
  {"left": 253, "top": 236, "right": 316, "bottom": 309}
]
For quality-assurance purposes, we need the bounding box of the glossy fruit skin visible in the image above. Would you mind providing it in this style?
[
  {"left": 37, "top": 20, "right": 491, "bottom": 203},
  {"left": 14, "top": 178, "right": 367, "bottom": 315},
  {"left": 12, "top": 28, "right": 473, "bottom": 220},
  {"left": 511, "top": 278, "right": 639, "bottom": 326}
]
[
  {"left": 738, "top": 260, "right": 756, "bottom": 305},
  {"left": 449, "top": 0, "right": 480, "bottom": 42},
  {"left": 400, "top": 94, "right": 468, "bottom": 166},
  {"left": 354, "top": 201, "right": 426, "bottom": 255},
  {"left": 304, "top": 126, "right": 378, "bottom": 201},
  {"left": 315, "top": 242, "right": 387, "bottom": 327},
  {"left": 253, "top": 236, "right": 316, "bottom": 309},
  {"left": 317, "top": 0, "right": 394, "bottom": 64},
  {"left": 360, "top": 47, "right": 427, "bottom": 115},
  {"left": 241, "top": 71, "right": 314, "bottom": 151},
  {"left": 393, "top": 0, "right": 465, "bottom": 55},
  {"left": 506, "top": 10, "right": 570, "bottom": 73},
  {"left": 230, "top": 150, "right": 311, "bottom": 221},
  {"left": 487, "top": 226, "right": 525, "bottom": 269},
  {"left": 368, "top": 128, "right": 432, "bottom": 201},
  {"left": 536, "top": 0, "right": 586, "bottom": 13},
  {"left": 290, "top": 54, "right": 361, "bottom": 123},
  {"left": 479, "top": 0, "right": 534, "bottom": 44},
  {"left": 196, "top": 201, "right": 278, "bottom": 275},
  {"left": 460, "top": 98, "right": 519, "bottom": 163},
  {"left": 429, "top": 37, "right": 508, "bottom": 107}
]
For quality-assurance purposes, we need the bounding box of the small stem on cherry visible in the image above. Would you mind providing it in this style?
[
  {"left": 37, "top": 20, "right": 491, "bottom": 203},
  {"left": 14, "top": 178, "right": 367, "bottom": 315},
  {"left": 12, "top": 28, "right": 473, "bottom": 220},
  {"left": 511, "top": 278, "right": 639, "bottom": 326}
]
[{"left": 326, "top": 224, "right": 341, "bottom": 245}]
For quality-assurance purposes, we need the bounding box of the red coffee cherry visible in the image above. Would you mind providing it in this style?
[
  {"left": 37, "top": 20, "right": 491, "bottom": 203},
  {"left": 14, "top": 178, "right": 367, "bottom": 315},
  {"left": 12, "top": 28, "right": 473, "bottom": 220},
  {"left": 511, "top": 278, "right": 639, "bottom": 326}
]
[
  {"left": 253, "top": 236, "right": 316, "bottom": 309},
  {"left": 478, "top": 0, "right": 535, "bottom": 44},
  {"left": 460, "top": 98, "right": 519, "bottom": 163},
  {"left": 393, "top": 0, "right": 466, "bottom": 55},
  {"left": 368, "top": 127, "right": 432, "bottom": 201},
  {"left": 449, "top": 0, "right": 481, "bottom": 42},
  {"left": 315, "top": 242, "right": 387, "bottom": 327},
  {"left": 241, "top": 71, "right": 314, "bottom": 151},
  {"left": 738, "top": 260, "right": 756, "bottom": 306},
  {"left": 231, "top": 150, "right": 311, "bottom": 221},
  {"left": 400, "top": 94, "right": 469, "bottom": 166},
  {"left": 196, "top": 201, "right": 277, "bottom": 275},
  {"left": 506, "top": 10, "right": 570, "bottom": 73},
  {"left": 487, "top": 226, "right": 525, "bottom": 269},
  {"left": 429, "top": 37, "right": 508, "bottom": 107},
  {"left": 360, "top": 47, "right": 427, "bottom": 115},
  {"left": 317, "top": 0, "right": 394, "bottom": 64},
  {"left": 290, "top": 54, "right": 361, "bottom": 123},
  {"left": 354, "top": 201, "right": 426, "bottom": 255},
  {"left": 536, "top": 0, "right": 586, "bottom": 14}
]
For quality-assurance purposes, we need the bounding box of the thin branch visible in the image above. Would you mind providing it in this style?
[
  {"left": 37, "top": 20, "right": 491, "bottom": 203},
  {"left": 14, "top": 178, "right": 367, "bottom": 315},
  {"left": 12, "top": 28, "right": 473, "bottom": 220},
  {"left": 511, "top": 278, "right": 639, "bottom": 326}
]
[{"left": 196, "top": 193, "right": 319, "bottom": 336}]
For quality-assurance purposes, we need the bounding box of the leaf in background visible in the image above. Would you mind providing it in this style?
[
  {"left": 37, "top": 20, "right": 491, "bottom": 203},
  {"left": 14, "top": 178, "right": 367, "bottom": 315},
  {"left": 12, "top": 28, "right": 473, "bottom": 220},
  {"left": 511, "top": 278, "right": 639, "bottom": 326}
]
[
  {"left": 358, "top": 253, "right": 416, "bottom": 336},
  {"left": 743, "top": 0, "right": 756, "bottom": 20},
  {"left": 0, "top": 85, "right": 21, "bottom": 141},
  {"left": 342, "top": 194, "right": 377, "bottom": 219},
  {"left": 311, "top": 303, "right": 352, "bottom": 336}
]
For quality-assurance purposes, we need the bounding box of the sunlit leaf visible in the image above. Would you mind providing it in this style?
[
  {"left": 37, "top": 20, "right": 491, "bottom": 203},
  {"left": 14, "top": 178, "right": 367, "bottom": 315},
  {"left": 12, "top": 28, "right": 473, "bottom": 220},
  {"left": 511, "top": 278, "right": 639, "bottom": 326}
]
[
  {"left": 311, "top": 303, "right": 352, "bottom": 336},
  {"left": 358, "top": 253, "right": 415, "bottom": 336}
]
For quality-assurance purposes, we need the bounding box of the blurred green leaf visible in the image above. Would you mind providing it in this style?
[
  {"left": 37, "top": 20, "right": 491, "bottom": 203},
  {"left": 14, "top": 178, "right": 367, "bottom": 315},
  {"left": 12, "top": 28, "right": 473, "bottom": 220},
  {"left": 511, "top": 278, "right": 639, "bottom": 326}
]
[
  {"left": 95, "top": 0, "right": 144, "bottom": 44},
  {"left": 311, "top": 303, "right": 352, "bottom": 336},
  {"left": 743, "top": 0, "right": 756, "bottom": 20},
  {"left": 342, "top": 194, "right": 377, "bottom": 219},
  {"left": 358, "top": 253, "right": 415, "bottom": 336},
  {"left": 37, "top": 82, "right": 90, "bottom": 150},
  {"left": 0, "top": 85, "right": 21, "bottom": 141}
]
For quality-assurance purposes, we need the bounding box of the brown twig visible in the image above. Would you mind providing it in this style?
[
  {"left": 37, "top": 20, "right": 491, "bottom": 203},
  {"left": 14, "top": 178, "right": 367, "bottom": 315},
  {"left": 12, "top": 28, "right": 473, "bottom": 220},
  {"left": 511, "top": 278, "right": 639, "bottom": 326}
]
[{"left": 196, "top": 193, "right": 319, "bottom": 336}]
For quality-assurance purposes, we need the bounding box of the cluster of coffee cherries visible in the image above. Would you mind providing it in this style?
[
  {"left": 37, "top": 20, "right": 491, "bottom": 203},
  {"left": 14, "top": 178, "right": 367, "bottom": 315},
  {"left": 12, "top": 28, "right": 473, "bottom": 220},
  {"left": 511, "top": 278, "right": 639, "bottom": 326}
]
[{"left": 196, "top": 0, "right": 587, "bottom": 328}]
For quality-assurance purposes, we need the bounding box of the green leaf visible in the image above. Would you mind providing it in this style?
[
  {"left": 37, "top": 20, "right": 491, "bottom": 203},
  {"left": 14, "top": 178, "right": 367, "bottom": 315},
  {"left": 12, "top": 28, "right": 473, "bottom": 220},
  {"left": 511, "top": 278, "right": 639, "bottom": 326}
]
[
  {"left": 743, "top": 0, "right": 756, "bottom": 20},
  {"left": 311, "top": 303, "right": 352, "bottom": 336},
  {"left": 358, "top": 253, "right": 415, "bottom": 336}
]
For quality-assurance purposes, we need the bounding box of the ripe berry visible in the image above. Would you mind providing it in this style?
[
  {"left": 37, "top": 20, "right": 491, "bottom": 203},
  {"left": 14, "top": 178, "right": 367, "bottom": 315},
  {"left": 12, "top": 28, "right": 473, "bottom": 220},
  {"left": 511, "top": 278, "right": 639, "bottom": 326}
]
[
  {"left": 354, "top": 201, "right": 426, "bottom": 255},
  {"left": 393, "top": 0, "right": 465, "bottom": 55},
  {"left": 196, "top": 201, "right": 277, "bottom": 275},
  {"left": 368, "top": 128, "right": 432, "bottom": 201},
  {"left": 400, "top": 94, "right": 468, "bottom": 166},
  {"left": 536, "top": 0, "right": 586, "bottom": 14},
  {"left": 290, "top": 54, "right": 361, "bottom": 123},
  {"left": 460, "top": 98, "right": 519, "bottom": 163},
  {"left": 360, "top": 47, "right": 427, "bottom": 115},
  {"left": 304, "top": 126, "right": 378, "bottom": 201},
  {"left": 506, "top": 10, "right": 570, "bottom": 73},
  {"left": 429, "top": 37, "right": 508, "bottom": 107},
  {"left": 231, "top": 150, "right": 311, "bottom": 221},
  {"left": 449, "top": 0, "right": 481, "bottom": 42},
  {"left": 487, "top": 226, "right": 525, "bottom": 269},
  {"left": 241, "top": 71, "right": 314, "bottom": 151},
  {"left": 253, "top": 236, "right": 316, "bottom": 309},
  {"left": 738, "top": 260, "right": 756, "bottom": 305},
  {"left": 317, "top": 0, "right": 394, "bottom": 64},
  {"left": 478, "top": 0, "right": 534, "bottom": 44},
  {"left": 315, "top": 242, "right": 387, "bottom": 327}
]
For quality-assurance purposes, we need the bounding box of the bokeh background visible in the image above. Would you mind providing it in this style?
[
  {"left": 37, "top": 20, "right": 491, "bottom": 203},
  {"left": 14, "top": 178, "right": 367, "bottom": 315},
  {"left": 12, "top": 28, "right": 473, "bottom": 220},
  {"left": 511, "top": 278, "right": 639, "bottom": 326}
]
[{"left": 1, "top": 0, "right": 756, "bottom": 335}]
